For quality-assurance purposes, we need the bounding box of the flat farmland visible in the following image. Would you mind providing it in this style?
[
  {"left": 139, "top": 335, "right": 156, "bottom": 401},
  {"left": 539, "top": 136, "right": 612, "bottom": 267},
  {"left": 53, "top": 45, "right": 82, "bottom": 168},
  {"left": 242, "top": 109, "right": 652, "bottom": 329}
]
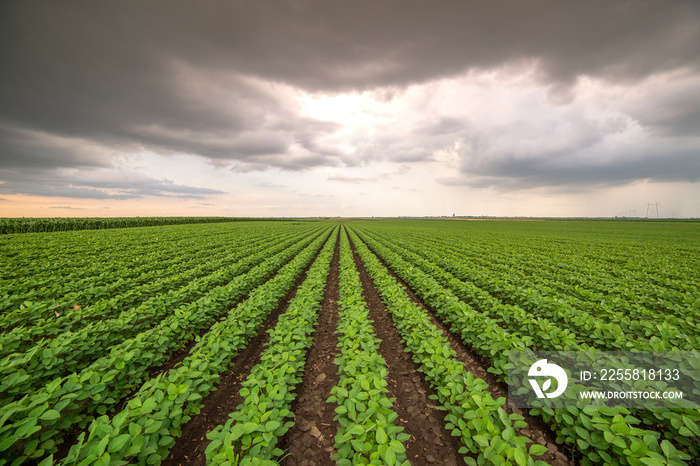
[{"left": 0, "top": 219, "right": 698, "bottom": 466}]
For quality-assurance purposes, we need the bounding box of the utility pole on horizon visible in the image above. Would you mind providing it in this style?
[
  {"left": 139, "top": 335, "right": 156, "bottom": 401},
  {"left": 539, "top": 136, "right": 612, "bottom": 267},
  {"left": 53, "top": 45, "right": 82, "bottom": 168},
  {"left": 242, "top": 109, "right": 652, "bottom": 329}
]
[{"left": 645, "top": 203, "right": 660, "bottom": 218}]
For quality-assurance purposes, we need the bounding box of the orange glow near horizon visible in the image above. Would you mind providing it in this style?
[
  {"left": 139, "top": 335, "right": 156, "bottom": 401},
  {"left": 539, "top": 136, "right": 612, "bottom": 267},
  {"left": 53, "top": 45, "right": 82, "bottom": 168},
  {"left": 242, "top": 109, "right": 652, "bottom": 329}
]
[{"left": 0, "top": 195, "right": 228, "bottom": 218}]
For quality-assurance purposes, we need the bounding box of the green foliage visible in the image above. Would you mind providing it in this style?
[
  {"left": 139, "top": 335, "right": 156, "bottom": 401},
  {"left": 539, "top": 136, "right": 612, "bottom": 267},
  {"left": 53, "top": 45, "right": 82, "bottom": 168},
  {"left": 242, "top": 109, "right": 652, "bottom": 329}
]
[
  {"left": 2, "top": 218, "right": 698, "bottom": 465},
  {"left": 326, "top": 231, "right": 409, "bottom": 465},
  {"left": 205, "top": 227, "right": 337, "bottom": 464},
  {"left": 0, "top": 223, "right": 333, "bottom": 465},
  {"left": 0, "top": 216, "right": 257, "bottom": 234},
  {"left": 0, "top": 227, "right": 314, "bottom": 402},
  {"left": 350, "top": 221, "right": 699, "bottom": 465},
  {"left": 58, "top": 227, "right": 335, "bottom": 465},
  {"left": 348, "top": 228, "right": 538, "bottom": 466}
]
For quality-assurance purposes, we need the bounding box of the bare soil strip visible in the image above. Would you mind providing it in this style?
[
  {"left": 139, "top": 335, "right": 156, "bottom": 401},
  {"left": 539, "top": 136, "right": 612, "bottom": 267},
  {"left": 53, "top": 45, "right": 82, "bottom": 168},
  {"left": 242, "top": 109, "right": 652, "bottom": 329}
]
[
  {"left": 360, "top": 236, "right": 575, "bottom": 466},
  {"left": 280, "top": 230, "right": 342, "bottom": 466},
  {"left": 347, "top": 233, "right": 469, "bottom": 466},
  {"left": 161, "top": 239, "right": 327, "bottom": 466}
]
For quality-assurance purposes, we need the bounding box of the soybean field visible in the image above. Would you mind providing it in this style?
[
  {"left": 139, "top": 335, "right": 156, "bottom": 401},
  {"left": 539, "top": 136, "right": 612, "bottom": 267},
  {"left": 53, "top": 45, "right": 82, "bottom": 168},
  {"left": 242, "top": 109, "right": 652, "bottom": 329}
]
[{"left": 0, "top": 219, "right": 698, "bottom": 466}]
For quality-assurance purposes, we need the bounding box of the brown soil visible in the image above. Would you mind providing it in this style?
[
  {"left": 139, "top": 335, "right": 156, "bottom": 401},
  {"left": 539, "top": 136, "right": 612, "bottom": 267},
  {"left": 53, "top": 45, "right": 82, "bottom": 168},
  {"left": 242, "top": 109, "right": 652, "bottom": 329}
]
[
  {"left": 354, "top": 231, "right": 576, "bottom": 466},
  {"left": 162, "top": 238, "right": 327, "bottom": 466},
  {"left": 347, "top": 232, "right": 471, "bottom": 466},
  {"left": 280, "top": 230, "right": 342, "bottom": 466}
]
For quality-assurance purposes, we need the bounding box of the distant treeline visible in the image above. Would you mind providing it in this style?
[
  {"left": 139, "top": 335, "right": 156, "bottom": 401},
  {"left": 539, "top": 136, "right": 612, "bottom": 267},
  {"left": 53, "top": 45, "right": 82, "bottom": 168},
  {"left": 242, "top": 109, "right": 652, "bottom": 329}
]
[{"left": 0, "top": 217, "right": 264, "bottom": 234}]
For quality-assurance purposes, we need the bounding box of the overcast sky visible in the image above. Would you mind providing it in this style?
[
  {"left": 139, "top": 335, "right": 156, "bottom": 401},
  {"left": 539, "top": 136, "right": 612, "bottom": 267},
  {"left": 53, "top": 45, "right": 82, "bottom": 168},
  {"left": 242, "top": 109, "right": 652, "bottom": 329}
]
[{"left": 1, "top": 1, "right": 700, "bottom": 218}]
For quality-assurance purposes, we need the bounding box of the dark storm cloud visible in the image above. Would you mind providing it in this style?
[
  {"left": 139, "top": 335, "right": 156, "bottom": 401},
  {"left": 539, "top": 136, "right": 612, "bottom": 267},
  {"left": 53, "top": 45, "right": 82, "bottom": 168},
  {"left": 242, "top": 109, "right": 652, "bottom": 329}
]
[
  {"left": 0, "top": 0, "right": 699, "bottom": 194},
  {"left": 438, "top": 148, "right": 700, "bottom": 191},
  {"left": 0, "top": 124, "right": 112, "bottom": 170},
  {"left": 0, "top": 1, "right": 346, "bottom": 173},
  {"left": 2, "top": 2, "right": 698, "bottom": 129},
  {"left": 77, "top": 176, "right": 227, "bottom": 198},
  {"left": 82, "top": 0, "right": 695, "bottom": 90},
  {"left": 0, "top": 168, "right": 226, "bottom": 200},
  {"left": 375, "top": 96, "right": 700, "bottom": 191},
  {"left": 625, "top": 76, "right": 700, "bottom": 137}
]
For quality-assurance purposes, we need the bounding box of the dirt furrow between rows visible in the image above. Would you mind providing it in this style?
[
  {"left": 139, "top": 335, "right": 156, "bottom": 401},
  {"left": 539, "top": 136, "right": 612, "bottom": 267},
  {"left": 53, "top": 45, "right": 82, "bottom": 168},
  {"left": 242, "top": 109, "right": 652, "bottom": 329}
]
[
  {"left": 347, "top": 234, "right": 469, "bottom": 466},
  {"left": 361, "top": 237, "right": 575, "bottom": 466},
  {"left": 280, "top": 230, "right": 342, "bottom": 466},
  {"left": 161, "top": 239, "right": 327, "bottom": 466}
]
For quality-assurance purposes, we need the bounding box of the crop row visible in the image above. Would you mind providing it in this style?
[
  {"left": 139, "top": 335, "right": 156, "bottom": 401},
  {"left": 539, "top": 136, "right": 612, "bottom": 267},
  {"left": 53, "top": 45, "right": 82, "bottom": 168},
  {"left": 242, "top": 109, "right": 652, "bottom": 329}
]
[
  {"left": 0, "top": 227, "right": 318, "bottom": 405},
  {"left": 358, "top": 227, "right": 696, "bottom": 353},
  {"left": 351, "top": 226, "right": 693, "bottom": 465},
  {"left": 0, "top": 226, "right": 305, "bottom": 361},
  {"left": 0, "top": 239, "right": 229, "bottom": 318},
  {"left": 0, "top": 226, "right": 332, "bottom": 464},
  {"left": 56, "top": 227, "right": 335, "bottom": 465},
  {"left": 0, "top": 223, "right": 311, "bottom": 326},
  {"left": 381, "top": 225, "right": 699, "bottom": 329},
  {"left": 0, "top": 220, "right": 249, "bottom": 286},
  {"left": 377, "top": 222, "right": 698, "bottom": 312},
  {"left": 347, "top": 228, "right": 545, "bottom": 466},
  {"left": 396, "top": 228, "right": 700, "bottom": 334},
  {"left": 356, "top": 225, "right": 700, "bottom": 458},
  {"left": 392, "top": 226, "right": 700, "bottom": 325},
  {"left": 325, "top": 230, "right": 410, "bottom": 465},
  {"left": 0, "top": 216, "right": 257, "bottom": 234},
  {"left": 205, "top": 226, "right": 338, "bottom": 464}
]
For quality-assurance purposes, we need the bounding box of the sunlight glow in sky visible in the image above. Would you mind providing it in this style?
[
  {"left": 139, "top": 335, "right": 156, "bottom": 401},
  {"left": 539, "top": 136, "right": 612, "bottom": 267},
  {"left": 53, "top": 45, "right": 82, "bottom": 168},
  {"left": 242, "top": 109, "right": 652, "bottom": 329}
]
[{"left": 1, "top": 1, "right": 699, "bottom": 218}]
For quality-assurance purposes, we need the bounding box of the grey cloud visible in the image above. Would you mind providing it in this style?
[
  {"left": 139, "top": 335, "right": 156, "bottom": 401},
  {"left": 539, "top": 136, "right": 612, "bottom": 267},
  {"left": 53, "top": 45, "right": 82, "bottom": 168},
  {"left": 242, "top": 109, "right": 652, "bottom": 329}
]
[
  {"left": 157, "top": 1, "right": 698, "bottom": 89},
  {"left": 1, "top": 0, "right": 699, "bottom": 195},
  {"left": 438, "top": 148, "right": 700, "bottom": 191},
  {"left": 229, "top": 133, "right": 289, "bottom": 157},
  {"left": 0, "top": 167, "right": 226, "bottom": 200},
  {"left": 390, "top": 151, "right": 434, "bottom": 163},
  {"left": 328, "top": 173, "right": 377, "bottom": 183},
  {"left": 3, "top": 2, "right": 698, "bottom": 131},
  {"left": 230, "top": 152, "right": 335, "bottom": 173},
  {"left": 4, "top": 183, "right": 138, "bottom": 200},
  {"left": 414, "top": 118, "right": 466, "bottom": 136},
  {"left": 82, "top": 177, "right": 226, "bottom": 198},
  {"left": 393, "top": 101, "right": 699, "bottom": 190},
  {"left": 0, "top": 2, "right": 345, "bottom": 172},
  {"left": 625, "top": 77, "right": 700, "bottom": 137},
  {"left": 49, "top": 206, "right": 85, "bottom": 210},
  {"left": 0, "top": 124, "right": 113, "bottom": 170}
]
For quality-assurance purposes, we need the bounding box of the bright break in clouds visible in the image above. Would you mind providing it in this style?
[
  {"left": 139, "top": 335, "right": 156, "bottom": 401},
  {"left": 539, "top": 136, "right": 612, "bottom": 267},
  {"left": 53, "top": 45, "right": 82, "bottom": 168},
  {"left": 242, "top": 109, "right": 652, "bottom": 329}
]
[{"left": 1, "top": 1, "right": 699, "bottom": 217}]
